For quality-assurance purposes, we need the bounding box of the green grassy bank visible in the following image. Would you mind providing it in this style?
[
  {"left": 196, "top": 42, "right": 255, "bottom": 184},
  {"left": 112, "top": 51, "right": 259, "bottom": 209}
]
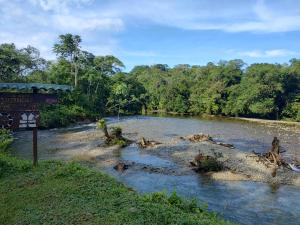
[{"left": 0, "top": 153, "right": 235, "bottom": 225}]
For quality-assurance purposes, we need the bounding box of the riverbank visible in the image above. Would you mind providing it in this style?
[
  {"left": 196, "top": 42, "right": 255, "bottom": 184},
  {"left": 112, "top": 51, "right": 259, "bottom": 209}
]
[
  {"left": 0, "top": 153, "right": 234, "bottom": 225},
  {"left": 148, "top": 110, "right": 300, "bottom": 127},
  {"left": 232, "top": 117, "right": 300, "bottom": 127}
]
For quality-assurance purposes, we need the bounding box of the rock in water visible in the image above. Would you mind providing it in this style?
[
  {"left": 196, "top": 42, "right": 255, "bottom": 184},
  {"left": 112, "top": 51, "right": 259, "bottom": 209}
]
[{"left": 114, "top": 162, "right": 129, "bottom": 172}]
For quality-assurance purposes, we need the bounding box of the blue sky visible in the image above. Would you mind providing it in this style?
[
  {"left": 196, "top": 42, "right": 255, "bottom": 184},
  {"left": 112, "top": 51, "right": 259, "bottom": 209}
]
[{"left": 1, "top": 0, "right": 300, "bottom": 71}]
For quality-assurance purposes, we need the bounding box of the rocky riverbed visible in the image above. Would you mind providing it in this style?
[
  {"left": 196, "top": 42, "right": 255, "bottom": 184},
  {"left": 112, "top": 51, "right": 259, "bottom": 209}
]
[
  {"left": 12, "top": 119, "right": 300, "bottom": 186},
  {"left": 142, "top": 139, "right": 300, "bottom": 186}
]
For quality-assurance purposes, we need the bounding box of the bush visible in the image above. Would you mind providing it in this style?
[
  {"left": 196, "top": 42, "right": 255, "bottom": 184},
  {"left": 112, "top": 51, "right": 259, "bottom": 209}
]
[
  {"left": 0, "top": 129, "right": 13, "bottom": 152},
  {"left": 199, "top": 157, "right": 223, "bottom": 172},
  {"left": 142, "top": 191, "right": 206, "bottom": 214},
  {"left": 96, "top": 118, "right": 106, "bottom": 129},
  {"left": 282, "top": 102, "right": 300, "bottom": 122},
  {"left": 40, "top": 105, "right": 91, "bottom": 128}
]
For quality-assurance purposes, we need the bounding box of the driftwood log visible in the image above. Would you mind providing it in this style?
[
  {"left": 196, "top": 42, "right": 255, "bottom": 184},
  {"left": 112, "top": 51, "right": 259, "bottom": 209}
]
[
  {"left": 138, "top": 137, "right": 161, "bottom": 148},
  {"left": 184, "top": 133, "right": 235, "bottom": 149},
  {"left": 251, "top": 137, "right": 290, "bottom": 177},
  {"left": 186, "top": 134, "right": 212, "bottom": 142}
]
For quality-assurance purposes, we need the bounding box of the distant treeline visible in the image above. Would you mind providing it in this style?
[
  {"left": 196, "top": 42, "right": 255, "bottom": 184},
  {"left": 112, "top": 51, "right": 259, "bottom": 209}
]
[{"left": 0, "top": 34, "right": 299, "bottom": 125}]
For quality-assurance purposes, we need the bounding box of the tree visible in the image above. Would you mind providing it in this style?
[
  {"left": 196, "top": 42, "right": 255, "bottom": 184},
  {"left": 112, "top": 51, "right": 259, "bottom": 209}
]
[
  {"left": 0, "top": 43, "right": 46, "bottom": 82},
  {"left": 226, "top": 64, "right": 283, "bottom": 119},
  {"left": 94, "top": 55, "right": 124, "bottom": 76},
  {"left": 53, "top": 34, "right": 82, "bottom": 87},
  {"left": 107, "top": 73, "right": 146, "bottom": 118}
]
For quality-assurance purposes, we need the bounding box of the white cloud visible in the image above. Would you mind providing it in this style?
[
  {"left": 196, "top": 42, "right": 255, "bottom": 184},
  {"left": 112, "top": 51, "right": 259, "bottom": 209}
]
[
  {"left": 233, "top": 49, "right": 298, "bottom": 58},
  {"left": 29, "top": 0, "right": 93, "bottom": 12},
  {"left": 53, "top": 15, "right": 124, "bottom": 31},
  {"left": 98, "top": 0, "right": 300, "bottom": 33},
  {"left": 1, "top": 0, "right": 300, "bottom": 62}
]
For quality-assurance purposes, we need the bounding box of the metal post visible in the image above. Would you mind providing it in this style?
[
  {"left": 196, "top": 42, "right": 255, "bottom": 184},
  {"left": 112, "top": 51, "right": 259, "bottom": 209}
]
[{"left": 33, "top": 127, "right": 38, "bottom": 166}]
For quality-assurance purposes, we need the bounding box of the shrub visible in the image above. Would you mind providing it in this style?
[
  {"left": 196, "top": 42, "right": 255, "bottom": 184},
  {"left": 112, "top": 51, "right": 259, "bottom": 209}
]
[
  {"left": 40, "top": 105, "right": 90, "bottom": 128},
  {"left": 96, "top": 118, "right": 107, "bottom": 129},
  {"left": 198, "top": 157, "right": 223, "bottom": 172},
  {"left": 0, "top": 129, "right": 13, "bottom": 152}
]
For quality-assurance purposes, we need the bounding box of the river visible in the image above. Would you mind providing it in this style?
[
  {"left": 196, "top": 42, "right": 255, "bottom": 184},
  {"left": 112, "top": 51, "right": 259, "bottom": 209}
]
[{"left": 12, "top": 115, "right": 300, "bottom": 225}]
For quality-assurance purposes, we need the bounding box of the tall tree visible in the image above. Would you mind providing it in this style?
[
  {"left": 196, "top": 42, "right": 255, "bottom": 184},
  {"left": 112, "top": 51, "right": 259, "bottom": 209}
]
[{"left": 53, "top": 34, "right": 82, "bottom": 87}]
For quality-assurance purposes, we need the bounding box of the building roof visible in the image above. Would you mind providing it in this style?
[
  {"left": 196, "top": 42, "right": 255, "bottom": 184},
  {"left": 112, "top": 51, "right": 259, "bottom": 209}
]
[{"left": 0, "top": 83, "right": 72, "bottom": 92}]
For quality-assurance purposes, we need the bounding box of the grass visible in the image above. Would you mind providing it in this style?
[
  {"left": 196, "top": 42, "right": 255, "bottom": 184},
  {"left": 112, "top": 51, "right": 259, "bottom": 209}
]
[{"left": 0, "top": 153, "right": 235, "bottom": 225}]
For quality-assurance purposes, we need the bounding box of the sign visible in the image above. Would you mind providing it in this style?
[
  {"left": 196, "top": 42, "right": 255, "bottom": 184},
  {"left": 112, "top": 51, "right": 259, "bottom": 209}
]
[
  {"left": 0, "top": 93, "right": 57, "bottom": 130},
  {"left": 0, "top": 83, "right": 71, "bottom": 167}
]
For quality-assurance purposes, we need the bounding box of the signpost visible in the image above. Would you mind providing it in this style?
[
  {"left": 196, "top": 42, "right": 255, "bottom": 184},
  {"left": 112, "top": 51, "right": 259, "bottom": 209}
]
[{"left": 0, "top": 83, "right": 72, "bottom": 166}]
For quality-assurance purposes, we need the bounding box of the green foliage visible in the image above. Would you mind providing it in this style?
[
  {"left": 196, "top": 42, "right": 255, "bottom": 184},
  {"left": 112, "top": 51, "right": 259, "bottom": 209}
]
[
  {"left": 282, "top": 102, "right": 300, "bottom": 121},
  {"left": 0, "top": 43, "right": 46, "bottom": 82},
  {"left": 107, "top": 73, "right": 146, "bottom": 115},
  {"left": 132, "top": 60, "right": 299, "bottom": 120},
  {"left": 96, "top": 118, "right": 107, "bottom": 129},
  {"left": 142, "top": 191, "right": 207, "bottom": 214},
  {"left": 0, "top": 155, "right": 234, "bottom": 225},
  {"left": 0, "top": 129, "right": 13, "bottom": 152},
  {"left": 40, "top": 105, "right": 89, "bottom": 128},
  {"left": 109, "top": 138, "right": 128, "bottom": 147},
  {"left": 197, "top": 157, "right": 223, "bottom": 172},
  {"left": 1, "top": 34, "right": 299, "bottom": 123}
]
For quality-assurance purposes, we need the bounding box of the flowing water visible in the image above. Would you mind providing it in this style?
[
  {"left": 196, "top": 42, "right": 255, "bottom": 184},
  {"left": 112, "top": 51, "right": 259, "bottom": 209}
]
[{"left": 12, "top": 115, "right": 300, "bottom": 225}]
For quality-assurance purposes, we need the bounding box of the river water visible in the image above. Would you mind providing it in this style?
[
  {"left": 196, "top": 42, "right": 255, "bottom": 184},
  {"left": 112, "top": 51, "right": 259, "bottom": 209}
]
[{"left": 12, "top": 115, "right": 300, "bottom": 225}]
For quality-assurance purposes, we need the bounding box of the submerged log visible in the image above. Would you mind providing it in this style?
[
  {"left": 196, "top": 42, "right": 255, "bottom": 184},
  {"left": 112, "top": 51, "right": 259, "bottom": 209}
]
[{"left": 216, "top": 142, "right": 235, "bottom": 149}]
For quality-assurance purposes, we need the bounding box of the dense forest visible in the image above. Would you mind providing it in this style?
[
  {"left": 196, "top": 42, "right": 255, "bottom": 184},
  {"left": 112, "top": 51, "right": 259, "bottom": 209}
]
[{"left": 1, "top": 34, "right": 300, "bottom": 126}]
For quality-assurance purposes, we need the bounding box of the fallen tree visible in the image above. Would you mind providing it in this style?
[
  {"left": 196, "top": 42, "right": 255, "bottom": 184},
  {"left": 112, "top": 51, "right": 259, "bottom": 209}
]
[{"left": 250, "top": 137, "right": 300, "bottom": 176}]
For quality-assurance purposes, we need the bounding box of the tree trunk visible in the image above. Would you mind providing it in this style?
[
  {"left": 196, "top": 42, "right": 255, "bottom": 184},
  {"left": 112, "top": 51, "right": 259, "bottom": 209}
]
[
  {"left": 103, "top": 125, "right": 110, "bottom": 139},
  {"left": 74, "top": 63, "right": 78, "bottom": 87},
  {"left": 271, "top": 137, "right": 280, "bottom": 155}
]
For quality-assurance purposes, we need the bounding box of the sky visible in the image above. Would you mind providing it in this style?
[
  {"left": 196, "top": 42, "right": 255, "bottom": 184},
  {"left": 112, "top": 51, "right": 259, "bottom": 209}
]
[{"left": 1, "top": 0, "right": 300, "bottom": 71}]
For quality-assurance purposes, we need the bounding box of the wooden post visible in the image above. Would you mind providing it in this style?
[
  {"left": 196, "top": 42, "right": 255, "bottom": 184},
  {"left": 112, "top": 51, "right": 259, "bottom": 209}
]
[{"left": 33, "top": 127, "right": 38, "bottom": 166}]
